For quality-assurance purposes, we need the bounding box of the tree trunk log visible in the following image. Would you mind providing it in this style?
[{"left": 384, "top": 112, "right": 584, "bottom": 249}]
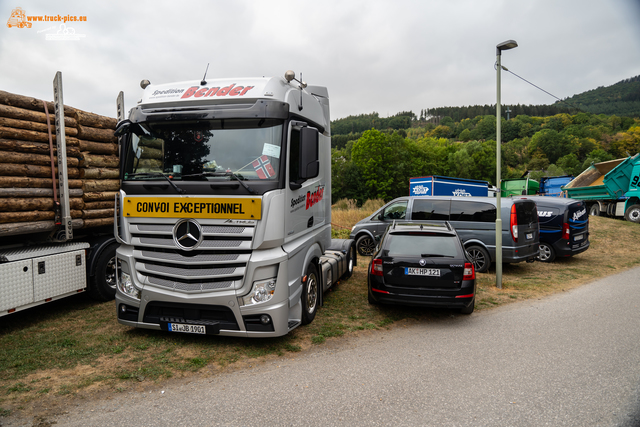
[
  {"left": 83, "top": 191, "right": 118, "bottom": 202},
  {"left": 79, "top": 153, "right": 119, "bottom": 168},
  {"left": 83, "top": 200, "right": 114, "bottom": 209},
  {"left": 0, "top": 126, "right": 80, "bottom": 145},
  {"left": 82, "top": 208, "right": 114, "bottom": 219},
  {"left": 0, "top": 211, "right": 55, "bottom": 224},
  {"left": 0, "top": 117, "right": 78, "bottom": 136},
  {"left": 74, "top": 110, "right": 117, "bottom": 129},
  {"left": 0, "top": 104, "right": 78, "bottom": 127},
  {"left": 79, "top": 168, "right": 119, "bottom": 179},
  {"left": 0, "top": 163, "right": 79, "bottom": 178},
  {"left": 0, "top": 188, "right": 83, "bottom": 197},
  {"left": 78, "top": 139, "right": 118, "bottom": 155},
  {"left": 0, "top": 150, "right": 80, "bottom": 167},
  {"left": 0, "top": 176, "right": 82, "bottom": 188},
  {"left": 0, "top": 139, "right": 81, "bottom": 156},
  {"left": 0, "top": 90, "right": 76, "bottom": 117},
  {"left": 82, "top": 179, "right": 120, "bottom": 192},
  {"left": 83, "top": 217, "right": 113, "bottom": 228},
  {"left": 1, "top": 197, "right": 83, "bottom": 212},
  {"left": 77, "top": 125, "right": 117, "bottom": 143}
]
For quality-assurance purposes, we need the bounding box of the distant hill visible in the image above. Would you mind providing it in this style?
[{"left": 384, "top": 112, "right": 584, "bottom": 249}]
[{"left": 554, "top": 75, "right": 640, "bottom": 116}]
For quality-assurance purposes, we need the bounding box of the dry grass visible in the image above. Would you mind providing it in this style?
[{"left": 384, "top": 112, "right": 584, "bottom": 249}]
[{"left": 1, "top": 211, "right": 639, "bottom": 420}]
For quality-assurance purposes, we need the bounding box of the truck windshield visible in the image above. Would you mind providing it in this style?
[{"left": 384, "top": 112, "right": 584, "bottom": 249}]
[{"left": 123, "top": 118, "right": 283, "bottom": 182}]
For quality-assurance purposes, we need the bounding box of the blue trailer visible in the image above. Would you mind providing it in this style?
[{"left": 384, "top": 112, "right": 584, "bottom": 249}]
[
  {"left": 539, "top": 176, "right": 573, "bottom": 197},
  {"left": 410, "top": 176, "right": 489, "bottom": 197}
]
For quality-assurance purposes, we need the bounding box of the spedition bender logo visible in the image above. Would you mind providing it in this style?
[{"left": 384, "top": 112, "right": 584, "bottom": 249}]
[{"left": 290, "top": 186, "right": 325, "bottom": 212}]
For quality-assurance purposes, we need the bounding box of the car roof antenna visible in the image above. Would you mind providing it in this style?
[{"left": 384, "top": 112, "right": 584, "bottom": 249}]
[{"left": 201, "top": 63, "right": 210, "bottom": 86}]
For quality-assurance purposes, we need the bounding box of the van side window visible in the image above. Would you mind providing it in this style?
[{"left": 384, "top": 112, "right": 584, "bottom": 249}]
[
  {"left": 411, "top": 200, "right": 450, "bottom": 220},
  {"left": 450, "top": 201, "right": 496, "bottom": 222},
  {"left": 381, "top": 201, "right": 407, "bottom": 220}
]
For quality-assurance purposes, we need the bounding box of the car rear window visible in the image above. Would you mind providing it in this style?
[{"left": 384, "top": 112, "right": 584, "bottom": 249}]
[
  {"left": 411, "top": 200, "right": 449, "bottom": 221},
  {"left": 386, "top": 233, "right": 461, "bottom": 257},
  {"left": 516, "top": 200, "right": 538, "bottom": 224},
  {"left": 450, "top": 201, "right": 496, "bottom": 222}
]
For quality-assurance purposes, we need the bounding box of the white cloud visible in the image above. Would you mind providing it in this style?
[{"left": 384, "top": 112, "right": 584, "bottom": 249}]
[{"left": 0, "top": 0, "right": 638, "bottom": 120}]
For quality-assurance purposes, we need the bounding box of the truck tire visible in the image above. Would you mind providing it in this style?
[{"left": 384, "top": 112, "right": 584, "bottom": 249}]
[
  {"left": 356, "top": 234, "right": 375, "bottom": 256},
  {"left": 624, "top": 204, "right": 640, "bottom": 223},
  {"left": 589, "top": 204, "right": 601, "bottom": 216},
  {"left": 87, "top": 241, "right": 119, "bottom": 301},
  {"left": 466, "top": 245, "right": 490, "bottom": 273},
  {"left": 341, "top": 242, "right": 356, "bottom": 280},
  {"left": 538, "top": 242, "right": 556, "bottom": 263},
  {"left": 301, "top": 263, "right": 319, "bottom": 325}
]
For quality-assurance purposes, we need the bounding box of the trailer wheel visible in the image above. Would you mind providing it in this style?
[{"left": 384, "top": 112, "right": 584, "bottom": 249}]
[
  {"left": 301, "top": 263, "right": 319, "bottom": 325},
  {"left": 87, "top": 241, "right": 119, "bottom": 301},
  {"left": 356, "top": 234, "right": 376, "bottom": 256},
  {"left": 624, "top": 204, "right": 640, "bottom": 223},
  {"left": 538, "top": 242, "right": 556, "bottom": 263},
  {"left": 589, "top": 204, "right": 601, "bottom": 216},
  {"left": 466, "top": 245, "right": 490, "bottom": 273},
  {"left": 341, "top": 242, "right": 356, "bottom": 280}
]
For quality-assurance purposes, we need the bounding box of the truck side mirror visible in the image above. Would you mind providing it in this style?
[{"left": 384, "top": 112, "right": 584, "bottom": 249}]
[{"left": 299, "top": 127, "right": 319, "bottom": 180}]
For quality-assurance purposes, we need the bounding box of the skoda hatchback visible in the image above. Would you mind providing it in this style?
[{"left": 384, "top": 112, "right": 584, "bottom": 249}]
[{"left": 367, "top": 222, "right": 476, "bottom": 314}]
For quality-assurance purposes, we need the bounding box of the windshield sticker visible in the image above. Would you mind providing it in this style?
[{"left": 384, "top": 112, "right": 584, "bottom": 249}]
[{"left": 262, "top": 143, "right": 280, "bottom": 158}]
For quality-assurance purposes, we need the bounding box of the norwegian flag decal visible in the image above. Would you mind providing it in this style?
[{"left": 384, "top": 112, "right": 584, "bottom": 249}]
[{"left": 252, "top": 155, "right": 275, "bottom": 179}]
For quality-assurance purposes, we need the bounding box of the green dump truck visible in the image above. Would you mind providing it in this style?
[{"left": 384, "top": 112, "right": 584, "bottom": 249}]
[{"left": 562, "top": 154, "right": 640, "bottom": 223}]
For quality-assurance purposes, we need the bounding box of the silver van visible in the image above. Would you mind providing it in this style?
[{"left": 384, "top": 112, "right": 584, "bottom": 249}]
[{"left": 349, "top": 196, "right": 539, "bottom": 272}]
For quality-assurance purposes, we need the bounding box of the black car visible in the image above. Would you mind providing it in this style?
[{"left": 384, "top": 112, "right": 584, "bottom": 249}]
[
  {"left": 513, "top": 196, "right": 590, "bottom": 262},
  {"left": 367, "top": 222, "right": 476, "bottom": 314}
]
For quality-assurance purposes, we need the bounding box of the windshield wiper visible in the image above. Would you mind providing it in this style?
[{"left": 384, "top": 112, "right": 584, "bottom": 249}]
[
  {"left": 125, "top": 172, "right": 186, "bottom": 194},
  {"left": 420, "top": 254, "right": 453, "bottom": 258},
  {"left": 181, "top": 172, "right": 257, "bottom": 195}
]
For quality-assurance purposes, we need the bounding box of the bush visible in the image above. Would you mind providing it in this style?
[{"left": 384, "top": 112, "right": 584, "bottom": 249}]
[{"left": 332, "top": 198, "right": 358, "bottom": 210}]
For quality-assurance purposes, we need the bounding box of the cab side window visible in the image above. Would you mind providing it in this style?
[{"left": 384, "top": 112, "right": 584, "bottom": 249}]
[
  {"left": 289, "top": 128, "right": 300, "bottom": 183},
  {"left": 450, "top": 201, "right": 496, "bottom": 222},
  {"left": 381, "top": 201, "right": 407, "bottom": 220}
]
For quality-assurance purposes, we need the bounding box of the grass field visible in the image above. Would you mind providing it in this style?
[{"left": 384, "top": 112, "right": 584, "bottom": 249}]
[{"left": 1, "top": 208, "right": 639, "bottom": 418}]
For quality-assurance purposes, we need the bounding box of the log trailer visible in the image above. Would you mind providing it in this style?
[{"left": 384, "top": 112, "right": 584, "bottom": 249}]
[
  {"left": 0, "top": 73, "right": 119, "bottom": 317},
  {"left": 114, "top": 71, "right": 356, "bottom": 337}
]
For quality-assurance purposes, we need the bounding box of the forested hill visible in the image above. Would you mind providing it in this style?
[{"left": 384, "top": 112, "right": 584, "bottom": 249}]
[
  {"left": 554, "top": 75, "right": 640, "bottom": 116},
  {"left": 328, "top": 76, "right": 640, "bottom": 205}
]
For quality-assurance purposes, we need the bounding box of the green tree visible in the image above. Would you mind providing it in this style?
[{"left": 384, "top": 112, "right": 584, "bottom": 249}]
[{"left": 529, "top": 129, "right": 575, "bottom": 164}]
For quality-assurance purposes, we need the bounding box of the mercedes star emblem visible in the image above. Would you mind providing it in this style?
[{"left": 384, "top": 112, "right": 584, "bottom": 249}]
[{"left": 174, "top": 219, "right": 203, "bottom": 250}]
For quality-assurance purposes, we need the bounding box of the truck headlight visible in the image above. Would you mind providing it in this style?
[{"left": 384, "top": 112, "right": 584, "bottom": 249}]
[
  {"left": 117, "top": 261, "right": 140, "bottom": 299},
  {"left": 242, "top": 278, "right": 276, "bottom": 306}
]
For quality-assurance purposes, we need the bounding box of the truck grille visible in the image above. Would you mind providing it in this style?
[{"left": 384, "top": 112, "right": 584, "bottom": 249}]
[{"left": 128, "top": 220, "right": 254, "bottom": 294}]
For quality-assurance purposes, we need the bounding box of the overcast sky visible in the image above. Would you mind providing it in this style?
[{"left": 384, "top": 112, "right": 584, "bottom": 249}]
[{"left": 1, "top": 0, "right": 639, "bottom": 122}]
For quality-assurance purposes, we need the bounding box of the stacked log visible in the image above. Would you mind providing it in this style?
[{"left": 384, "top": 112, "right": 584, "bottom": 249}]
[{"left": 0, "top": 90, "right": 118, "bottom": 236}]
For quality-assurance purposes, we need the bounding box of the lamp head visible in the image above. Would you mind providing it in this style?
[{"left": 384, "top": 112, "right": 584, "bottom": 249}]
[{"left": 496, "top": 40, "right": 518, "bottom": 55}]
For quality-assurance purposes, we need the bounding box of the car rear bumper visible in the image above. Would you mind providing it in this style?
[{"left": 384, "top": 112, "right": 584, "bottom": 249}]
[{"left": 369, "top": 279, "right": 476, "bottom": 309}]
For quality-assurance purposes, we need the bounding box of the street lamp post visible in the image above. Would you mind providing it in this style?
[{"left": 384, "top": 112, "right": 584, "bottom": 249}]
[{"left": 495, "top": 39, "right": 517, "bottom": 289}]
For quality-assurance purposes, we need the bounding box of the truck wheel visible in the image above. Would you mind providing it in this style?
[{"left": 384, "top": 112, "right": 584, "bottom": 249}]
[
  {"left": 341, "top": 242, "right": 356, "bottom": 280},
  {"left": 624, "top": 204, "right": 640, "bottom": 223},
  {"left": 87, "top": 241, "right": 118, "bottom": 301},
  {"left": 356, "top": 235, "right": 375, "bottom": 256},
  {"left": 589, "top": 204, "right": 600, "bottom": 216},
  {"left": 538, "top": 242, "right": 556, "bottom": 263},
  {"left": 460, "top": 297, "right": 475, "bottom": 314},
  {"left": 466, "top": 245, "right": 490, "bottom": 273},
  {"left": 301, "top": 263, "right": 319, "bottom": 325}
]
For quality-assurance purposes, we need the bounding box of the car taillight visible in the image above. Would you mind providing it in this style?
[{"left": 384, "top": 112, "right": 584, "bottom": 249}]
[
  {"left": 371, "top": 258, "right": 383, "bottom": 276},
  {"left": 562, "top": 222, "right": 570, "bottom": 240},
  {"left": 510, "top": 203, "right": 518, "bottom": 242},
  {"left": 463, "top": 262, "right": 475, "bottom": 280}
]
